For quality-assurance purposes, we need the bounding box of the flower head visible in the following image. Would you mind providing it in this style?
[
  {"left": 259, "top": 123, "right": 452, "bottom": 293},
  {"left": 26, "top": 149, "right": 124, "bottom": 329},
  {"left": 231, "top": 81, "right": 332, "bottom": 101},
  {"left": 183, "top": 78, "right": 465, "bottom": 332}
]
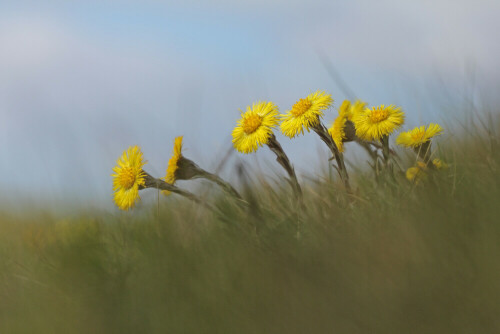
[
  {"left": 432, "top": 158, "right": 449, "bottom": 170},
  {"left": 232, "top": 101, "right": 279, "bottom": 153},
  {"left": 406, "top": 158, "right": 448, "bottom": 184},
  {"left": 353, "top": 104, "right": 405, "bottom": 141},
  {"left": 112, "top": 146, "right": 146, "bottom": 210},
  {"left": 162, "top": 136, "right": 183, "bottom": 195},
  {"left": 406, "top": 161, "right": 427, "bottom": 184},
  {"left": 328, "top": 100, "right": 351, "bottom": 152},
  {"left": 346, "top": 100, "right": 367, "bottom": 121},
  {"left": 396, "top": 123, "right": 443, "bottom": 148},
  {"left": 280, "top": 91, "right": 333, "bottom": 138}
]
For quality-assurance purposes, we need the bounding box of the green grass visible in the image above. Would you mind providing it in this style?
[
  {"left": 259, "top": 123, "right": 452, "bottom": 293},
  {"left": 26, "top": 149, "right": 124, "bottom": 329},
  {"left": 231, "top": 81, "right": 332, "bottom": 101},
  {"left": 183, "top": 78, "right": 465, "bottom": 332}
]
[{"left": 1, "top": 121, "right": 500, "bottom": 333}]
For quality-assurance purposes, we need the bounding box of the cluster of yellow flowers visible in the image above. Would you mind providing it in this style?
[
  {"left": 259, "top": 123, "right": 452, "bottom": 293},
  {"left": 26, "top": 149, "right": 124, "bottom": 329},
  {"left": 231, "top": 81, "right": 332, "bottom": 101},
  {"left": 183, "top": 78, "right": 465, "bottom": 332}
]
[{"left": 112, "top": 90, "right": 447, "bottom": 211}]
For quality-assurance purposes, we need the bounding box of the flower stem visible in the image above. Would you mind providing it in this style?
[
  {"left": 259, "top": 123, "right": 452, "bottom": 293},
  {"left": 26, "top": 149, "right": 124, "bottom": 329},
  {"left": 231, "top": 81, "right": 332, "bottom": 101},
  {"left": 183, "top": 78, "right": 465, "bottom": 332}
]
[
  {"left": 311, "top": 122, "right": 351, "bottom": 192},
  {"left": 415, "top": 141, "right": 432, "bottom": 166},
  {"left": 197, "top": 170, "right": 244, "bottom": 201},
  {"left": 267, "top": 134, "right": 303, "bottom": 201},
  {"left": 266, "top": 134, "right": 304, "bottom": 239},
  {"left": 381, "top": 135, "right": 393, "bottom": 175},
  {"left": 177, "top": 157, "right": 244, "bottom": 202},
  {"left": 141, "top": 171, "right": 214, "bottom": 211}
]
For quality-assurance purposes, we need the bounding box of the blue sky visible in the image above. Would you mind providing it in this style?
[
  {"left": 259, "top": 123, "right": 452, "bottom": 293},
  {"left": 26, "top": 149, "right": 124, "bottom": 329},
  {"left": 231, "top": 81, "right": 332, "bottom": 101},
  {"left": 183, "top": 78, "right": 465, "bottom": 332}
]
[{"left": 1, "top": 0, "right": 499, "bottom": 210}]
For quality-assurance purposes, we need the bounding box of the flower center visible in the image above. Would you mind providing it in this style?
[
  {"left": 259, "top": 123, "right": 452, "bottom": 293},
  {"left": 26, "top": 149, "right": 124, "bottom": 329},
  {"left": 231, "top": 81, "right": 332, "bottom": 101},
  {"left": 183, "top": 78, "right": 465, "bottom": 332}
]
[
  {"left": 119, "top": 167, "right": 136, "bottom": 189},
  {"left": 291, "top": 98, "right": 312, "bottom": 117},
  {"left": 411, "top": 131, "right": 426, "bottom": 142},
  {"left": 242, "top": 114, "right": 262, "bottom": 134},
  {"left": 369, "top": 107, "right": 389, "bottom": 123}
]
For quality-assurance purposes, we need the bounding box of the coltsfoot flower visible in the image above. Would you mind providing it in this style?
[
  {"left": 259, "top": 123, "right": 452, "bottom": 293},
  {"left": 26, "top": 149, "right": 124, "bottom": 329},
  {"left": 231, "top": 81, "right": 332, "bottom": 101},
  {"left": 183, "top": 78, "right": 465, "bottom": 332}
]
[
  {"left": 328, "top": 100, "right": 352, "bottom": 153},
  {"left": 396, "top": 123, "right": 443, "bottom": 148},
  {"left": 406, "top": 158, "right": 448, "bottom": 184},
  {"left": 406, "top": 161, "right": 427, "bottom": 184},
  {"left": 232, "top": 101, "right": 279, "bottom": 154},
  {"left": 112, "top": 146, "right": 146, "bottom": 210},
  {"left": 280, "top": 91, "right": 333, "bottom": 138},
  {"left": 353, "top": 104, "right": 405, "bottom": 141},
  {"left": 346, "top": 99, "right": 367, "bottom": 121},
  {"left": 432, "top": 158, "right": 449, "bottom": 170},
  {"left": 163, "top": 136, "right": 184, "bottom": 195}
]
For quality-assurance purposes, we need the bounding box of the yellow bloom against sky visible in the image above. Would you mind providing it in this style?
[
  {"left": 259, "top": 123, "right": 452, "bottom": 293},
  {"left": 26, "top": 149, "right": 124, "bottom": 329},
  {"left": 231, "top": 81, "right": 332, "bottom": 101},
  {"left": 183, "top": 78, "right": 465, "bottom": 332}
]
[
  {"left": 232, "top": 101, "right": 279, "bottom": 154},
  {"left": 280, "top": 91, "right": 333, "bottom": 138},
  {"left": 163, "top": 136, "right": 183, "bottom": 195},
  {"left": 396, "top": 124, "right": 443, "bottom": 148},
  {"left": 328, "top": 100, "right": 351, "bottom": 153},
  {"left": 347, "top": 100, "right": 367, "bottom": 121},
  {"left": 353, "top": 105, "right": 405, "bottom": 141},
  {"left": 112, "top": 146, "right": 146, "bottom": 210}
]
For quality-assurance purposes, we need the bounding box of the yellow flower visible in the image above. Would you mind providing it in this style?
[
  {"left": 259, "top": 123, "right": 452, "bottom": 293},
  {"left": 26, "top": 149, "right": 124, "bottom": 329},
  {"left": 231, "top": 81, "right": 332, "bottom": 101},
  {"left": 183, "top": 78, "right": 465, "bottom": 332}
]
[
  {"left": 407, "top": 158, "right": 448, "bottom": 184},
  {"left": 280, "top": 91, "right": 333, "bottom": 138},
  {"left": 112, "top": 146, "right": 146, "bottom": 210},
  {"left": 432, "top": 158, "right": 449, "bottom": 170},
  {"left": 396, "top": 123, "right": 443, "bottom": 148},
  {"left": 163, "top": 136, "right": 183, "bottom": 195},
  {"left": 232, "top": 101, "right": 279, "bottom": 154},
  {"left": 406, "top": 161, "right": 427, "bottom": 184},
  {"left": 353, "top": 104, "right": 405, "bottom": 141},
  {"left": 328, "top": 100, "right": 350, "bottom": 152},
  {"left": 347, "top": 100, "right": 367, "bottom": 121}
]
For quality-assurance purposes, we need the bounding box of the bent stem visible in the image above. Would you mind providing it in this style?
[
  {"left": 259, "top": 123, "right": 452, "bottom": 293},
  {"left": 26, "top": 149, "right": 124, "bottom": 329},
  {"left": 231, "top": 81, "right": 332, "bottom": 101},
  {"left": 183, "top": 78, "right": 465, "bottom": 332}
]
[
  {"left": 141, "top": 171, "right": 214, "bottom": 211},
  {"left": 177, "top": 157, "right": 244, "bottom": 202},
  {"left": 311, "top": 122, "right": 351, "bottom": 192},
  {"left": 198, "top": 171, "right": 243, "bottom": 200},
  {"left": 266, "top": 134, "right": 303, "bottom": 238},
  {"left": 266, "top": 134, "right": 303, "bottom": 201}
]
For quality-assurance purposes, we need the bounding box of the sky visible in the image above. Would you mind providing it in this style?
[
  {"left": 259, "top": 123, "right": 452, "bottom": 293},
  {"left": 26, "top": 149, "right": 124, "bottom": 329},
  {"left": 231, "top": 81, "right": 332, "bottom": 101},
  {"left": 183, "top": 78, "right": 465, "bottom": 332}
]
[{"left": 1, "top": 0, "right": 499, "bottom": 210}]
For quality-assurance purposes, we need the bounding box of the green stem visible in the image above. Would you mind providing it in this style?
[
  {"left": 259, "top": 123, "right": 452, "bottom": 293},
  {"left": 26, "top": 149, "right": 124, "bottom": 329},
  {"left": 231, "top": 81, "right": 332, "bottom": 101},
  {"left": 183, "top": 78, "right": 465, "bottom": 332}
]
[
  {"left": 266, "top": 134, "right": 304, "bottom": 239},
  {"left": 141, "top": 172, "right": 214, "bottom": 211},
  {"left": 381, "top": 135, "right": 393, "bottom": 175},
  {"left": 177, "top": 157, "right": 244, "bottom": 202},
  {"left": 267, "top": 134, "right": 303, "bottom": 202},
  {"left": 197, "top": 170, "right": 244, "bottom": 201},
  {"left": 415, "top": 141, "right": 432, "bottom": 166},
  {"left": 312, "top": 122, "right": 351, "bottom": 192}
]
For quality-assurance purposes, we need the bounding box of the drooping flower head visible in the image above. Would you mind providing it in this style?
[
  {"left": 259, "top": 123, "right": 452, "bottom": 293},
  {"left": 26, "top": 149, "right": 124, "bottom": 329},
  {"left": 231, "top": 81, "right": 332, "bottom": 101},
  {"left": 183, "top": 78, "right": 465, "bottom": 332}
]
[
  {"left": 353, "top": 104, "right": 405, "bottom": 141},
  {"left": 112, "top": 146, "right": 147, "bottom": 210},
  {"left": 396, "top": 123, "right": 443, "bottom": 148},
  {"left": 280, "top": 91, "right": 333, "bottom": 138},
  {"left": 232, "top": 101, "right": 279, "bottom": 154},
  {"left": 328, "top": 100, "right": 351, "bottom": 153},
  {"left": 162, "top": 136, "right": 183, "bottom": 195},
  {"left": 347, "top": 100, "right": 368, "bottom": 121}
]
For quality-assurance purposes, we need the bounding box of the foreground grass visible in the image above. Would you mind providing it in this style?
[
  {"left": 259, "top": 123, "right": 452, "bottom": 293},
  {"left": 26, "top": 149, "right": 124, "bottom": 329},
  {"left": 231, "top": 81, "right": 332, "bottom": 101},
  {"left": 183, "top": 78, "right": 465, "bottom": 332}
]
[{"left": 1, "top": 126, "right": 500, "bottom": 333}]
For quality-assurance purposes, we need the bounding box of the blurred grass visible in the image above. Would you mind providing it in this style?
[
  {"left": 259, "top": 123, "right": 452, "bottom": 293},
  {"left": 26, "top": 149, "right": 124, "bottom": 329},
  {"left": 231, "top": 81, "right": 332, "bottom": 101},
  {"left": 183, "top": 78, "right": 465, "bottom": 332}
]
[{"left": 1, "top": 118, "right": 500, "bottom": 333}]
